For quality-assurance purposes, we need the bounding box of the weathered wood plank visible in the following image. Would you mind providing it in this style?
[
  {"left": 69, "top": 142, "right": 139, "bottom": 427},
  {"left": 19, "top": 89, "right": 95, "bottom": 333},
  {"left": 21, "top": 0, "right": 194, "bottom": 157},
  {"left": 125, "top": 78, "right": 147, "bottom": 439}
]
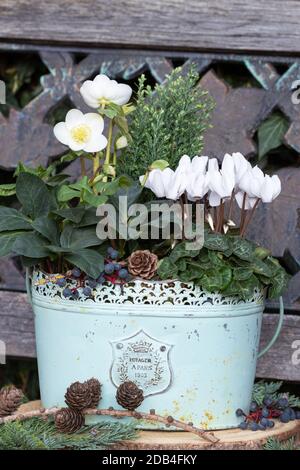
[
  {"left": 0, "top": 291, "right": 299, "bottom": 382},
  {"left": 1, "top": 1, "right": 300, "bottom": 54}
]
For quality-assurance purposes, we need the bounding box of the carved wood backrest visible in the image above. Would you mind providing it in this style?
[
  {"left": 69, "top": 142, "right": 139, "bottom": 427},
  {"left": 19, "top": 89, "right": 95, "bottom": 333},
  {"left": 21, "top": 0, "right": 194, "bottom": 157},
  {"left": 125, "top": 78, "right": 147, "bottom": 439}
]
[{"left": 0, "top": 2, "right": 300, "bottom": 374}]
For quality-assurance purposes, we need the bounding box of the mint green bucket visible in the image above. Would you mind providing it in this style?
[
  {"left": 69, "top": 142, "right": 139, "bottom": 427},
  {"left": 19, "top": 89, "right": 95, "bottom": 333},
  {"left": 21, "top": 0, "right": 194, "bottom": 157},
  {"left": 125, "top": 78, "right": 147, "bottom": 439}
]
[{"left": 28, "top": 271, "right": 284, "bottom": 430}]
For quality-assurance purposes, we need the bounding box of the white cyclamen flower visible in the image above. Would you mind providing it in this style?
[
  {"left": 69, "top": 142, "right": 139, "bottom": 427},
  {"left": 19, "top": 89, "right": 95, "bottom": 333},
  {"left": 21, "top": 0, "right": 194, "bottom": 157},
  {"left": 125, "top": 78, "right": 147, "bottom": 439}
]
[
  {"left": 53, "top": 109, "right": 107, "bottom": 152},
  {"left": 186, "top": 156, "right": 209, "bottom": 200},
  {"left": 80, "top": 74, "right": 132, "bottom": 108},
  {"left": 208, "top": 154, "right": 235, "bottom": 207},
  {"left": 231, "top": 152, "right": 251, "bottom": 186},
  {"left": 236, "top": 166, "right": 281, "bottom": 208},
  {"left": 140, "top": 167, "right": 185, "bottom": 200}
]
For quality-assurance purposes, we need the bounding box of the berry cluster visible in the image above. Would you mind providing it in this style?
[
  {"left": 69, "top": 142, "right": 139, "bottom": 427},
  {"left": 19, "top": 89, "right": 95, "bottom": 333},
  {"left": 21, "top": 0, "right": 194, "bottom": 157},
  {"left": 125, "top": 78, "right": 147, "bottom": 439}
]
[
  {"left": 236, "top": 396, "right": 300, "bottom": 431},
  {"left": 55, "top": 246, "right": 130, "bottom": 300}
]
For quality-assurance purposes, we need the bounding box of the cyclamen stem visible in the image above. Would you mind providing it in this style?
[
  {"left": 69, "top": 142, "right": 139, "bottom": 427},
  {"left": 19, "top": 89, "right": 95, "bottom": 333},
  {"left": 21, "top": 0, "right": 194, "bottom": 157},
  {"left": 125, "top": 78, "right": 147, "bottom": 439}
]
[
  {"left": 0, "top": 407, "right": 219, "bottom": 444},
  {"left": 240, "top": 198, "right": 260, "bottom": 237},
  {"left": 240, "top": 192, "right": 247, "bottom": 235}
]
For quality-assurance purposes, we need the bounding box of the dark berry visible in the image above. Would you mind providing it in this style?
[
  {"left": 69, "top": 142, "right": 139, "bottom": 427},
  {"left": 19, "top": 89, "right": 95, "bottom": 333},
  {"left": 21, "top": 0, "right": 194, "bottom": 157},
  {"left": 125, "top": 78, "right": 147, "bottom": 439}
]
[
  {"left": 114, "top": 263, "right": 121, "bottom": 271},
  {"left": 296, "top": 411, "right": 300, "bottom": 420},
  {"left": 238, "top": 421, "right": 248, "bottom": 430},
  {"left": 260, "top": 417, "right": 269, "bottom": 427},
  {"left": 257, "top": 423, "right": 266, "bottom": 431},
  {"left": 280, "top": 410, "right": 291, "bottom": 423},
  {"left": 236, "top": 409, "right": 244, "bottom": 417},
  {"left": 249, "top": 401, "right": 258, "bottom": 413},
  {"left": 118, "top": 268, "right": 129, "bottom": 279},
  {"left": 87, "top": 278, "right": 97, "bottom": 288},
  {"left": 72, "top": 289, "right": 79, "bottom": 299},
  {"left": 261, "top": 407, "right": 269, "bottom": 418},
  {"left": 107, "top": 246, "right": 115, "bottom": 256},
  {"left": 56, "top": 278, "right": 66, "bottom": 287},
  {"left": 288, "top": 408, "right": 296, "bottom": 421},
  {"left": 277, "top": 397, "right": 289, "bottom": 409},
  {"left": 104, "top": 263, "right": 115, "bottom": 275},
  {"left": 109, "top": 249, "right": 119, "bottom": 260},
  {"left": 63, "top": 288, "right": 72, "bottom": 298},
  {"left": 83, "top": 287, "right": 92, "bottom": 297},
  {"left": 249, "top": 422, "right": 259, "bottom": 431},
  {"left": 72, "top": 267, "right": 81, "bottom": 278},
  {"left": 267, "top": 420, "right": 275, "bottom": 428},
  {"left": 263, "top": 396, "right": 273, "bottom": 407}
]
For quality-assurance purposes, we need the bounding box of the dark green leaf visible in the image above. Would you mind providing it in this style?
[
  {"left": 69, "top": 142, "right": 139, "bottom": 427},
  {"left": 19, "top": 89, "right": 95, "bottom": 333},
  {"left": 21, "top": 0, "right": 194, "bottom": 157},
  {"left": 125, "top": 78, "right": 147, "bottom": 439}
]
[
  {"left": 31, "top": 216, "right": 60, "bottom": 244},
  {"left": 204, "top": 232, "right": 230, "bottom": 252},
  {"left": 200, "top": 267, "right": 232, "bottom": 292},
  {"left": 258, "top": 113, "right": 289, "bottom": 160},
  {"left": 77, "top": 207, "right": 99, "bottom": 227},
  {"left": 268, "top": 270, "right": 290, "bottom": 299},
  {"left": 16, "top": 173, "right": 50, "bottom": 218},
  {"left": 232, "top": 237, "right": 255, "bottom": 261},
  {"left": 251, "top": 258, "right": 273, "bottom": 277},
  {"left": 82, "top": 191, "right": 107, "bottom": 208},
  {"left": 0, "top": 207, "right": 32, "bottom": 231},
  {"left": 169, "top": 242, "right": 199, "bottom": 263},
  {"left": 57, "top": 185, "right": 80, "bottom": 202},
  {"left": 233, "top": 267, "right": 253, "bottom": 281},
  {"left": 0, "top": 183, "right": 16, "bottom": 197},
  {"left": 0, "top": 231, "right": 27, "bottom": 257},
  {"left": 54, "top": 207, "right": 86, "bottom": 224},
  {"left": 157, "top": 258, "right": 178, "bottom": 280},
  {"left": 65, "top": 249, "right": 104, "bottom": 279},
  {"left": 60, "top": 225, "right": 101, "bottom": 250},
  {"left": 13, "top": 233, "right": 51, "bottom": 258}
]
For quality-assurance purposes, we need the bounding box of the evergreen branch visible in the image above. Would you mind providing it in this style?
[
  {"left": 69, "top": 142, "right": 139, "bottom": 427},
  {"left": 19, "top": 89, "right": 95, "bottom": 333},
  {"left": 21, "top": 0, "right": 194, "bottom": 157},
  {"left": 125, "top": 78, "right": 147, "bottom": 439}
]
[
  {"left": 0, "top": 406, "right": 218, "bottom": 443},
  {"left": 263, "top": 437, "right": 299, "bottom": 451},
  {"left": 0, "top": 417, "right": 137, "bottom": 450}
]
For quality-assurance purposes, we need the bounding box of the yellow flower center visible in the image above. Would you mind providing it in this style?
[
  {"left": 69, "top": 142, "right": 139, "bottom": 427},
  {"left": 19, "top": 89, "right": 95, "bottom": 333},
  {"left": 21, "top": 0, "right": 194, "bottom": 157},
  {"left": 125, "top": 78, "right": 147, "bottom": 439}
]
[
  {"left": 98, "top": 97, "right": 110, "bottom": 107},
  {"left": 70, "top": 124, "right": 91, "bottom": 144}
]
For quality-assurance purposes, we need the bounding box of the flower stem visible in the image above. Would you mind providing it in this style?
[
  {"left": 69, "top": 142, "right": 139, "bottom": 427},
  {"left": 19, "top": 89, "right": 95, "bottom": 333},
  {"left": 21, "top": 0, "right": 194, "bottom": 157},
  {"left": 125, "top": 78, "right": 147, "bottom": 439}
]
[
  {"left": 104, "top": 118, "right": 114, "bottom": 168},
  {"left": 240, "top": 198, "right": 260, "bottom": 237},
  {"left": 80, "top": 156, "right": 86, "bottom": 177}
]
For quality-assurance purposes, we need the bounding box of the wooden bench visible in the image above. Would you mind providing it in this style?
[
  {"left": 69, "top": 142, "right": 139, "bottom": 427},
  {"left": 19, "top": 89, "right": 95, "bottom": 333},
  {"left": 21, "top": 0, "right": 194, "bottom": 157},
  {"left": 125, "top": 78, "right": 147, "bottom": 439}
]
[{"left": 0, "top": 0, "right": 300, "bottom": 383}]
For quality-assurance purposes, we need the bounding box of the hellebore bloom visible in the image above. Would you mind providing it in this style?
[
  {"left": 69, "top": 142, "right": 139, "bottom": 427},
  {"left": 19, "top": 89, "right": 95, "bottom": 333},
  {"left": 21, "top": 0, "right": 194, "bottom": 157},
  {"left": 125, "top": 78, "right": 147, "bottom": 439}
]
[
  {"left": 80, "top": 74, "right": 132, "bottom": 108},
  {"left": 53, "top": 109, "right": 107, "bottom": 152},
  {"left": 208, "top": 154, "right": 235, "bottom": 207}
]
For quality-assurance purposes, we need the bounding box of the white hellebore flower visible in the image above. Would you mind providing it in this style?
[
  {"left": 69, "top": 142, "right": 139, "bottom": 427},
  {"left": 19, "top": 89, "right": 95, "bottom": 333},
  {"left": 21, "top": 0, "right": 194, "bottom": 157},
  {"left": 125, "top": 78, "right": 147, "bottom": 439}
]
[
  {"left": 53, "top": 109, "right": 107, "bottom": 152},
  {"left": 208, "top": 154, "right": 235, "bottom": 207},
  {"left": 80, "top": 74, "right": 132, "bottom": 108}
]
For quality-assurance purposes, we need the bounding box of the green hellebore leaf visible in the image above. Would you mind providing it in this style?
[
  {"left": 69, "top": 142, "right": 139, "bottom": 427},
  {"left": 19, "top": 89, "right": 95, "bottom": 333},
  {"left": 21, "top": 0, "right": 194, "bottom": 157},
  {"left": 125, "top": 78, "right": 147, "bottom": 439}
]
[
  {"left": 65, "top": 249, "right": 104, "bottom": 279},
  {"left": 82, "top": 191, "right": 108, "bottom": 208},
  {"left": 60, "top": 225, "right": 102, "bottom": 250},
  {"left": 0, "top": 206, "right": 32, "bottom": 232},
  {"left": 0, "top": 231, "right": 28, "bottom": 257},
  {"left": 57, "top": 185, "right": 80, "bottom": 202},
  {"left": 12, "top": 232, "right": 51, "bottom": 258},
  {"left": 31, "top": 216, "right": 60, "bottom": 245},
  {"left": 53, "top": 207, "right": 86, "bottom": 224},
  {"left": 16, "top": 173, "right": 50, "bottom": 219}
]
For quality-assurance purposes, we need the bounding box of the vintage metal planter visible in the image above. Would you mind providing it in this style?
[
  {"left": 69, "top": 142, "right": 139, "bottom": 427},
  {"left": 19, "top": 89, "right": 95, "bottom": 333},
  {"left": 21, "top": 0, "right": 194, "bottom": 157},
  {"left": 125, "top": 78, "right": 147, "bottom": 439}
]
[{"left": 27, "top": 271, "right": 284, "bottom": 430}]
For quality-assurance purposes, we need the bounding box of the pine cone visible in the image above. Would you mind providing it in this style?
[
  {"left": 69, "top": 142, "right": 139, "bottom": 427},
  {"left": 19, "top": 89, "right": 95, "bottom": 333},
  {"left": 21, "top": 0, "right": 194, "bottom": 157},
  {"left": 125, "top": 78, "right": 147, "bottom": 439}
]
[
  {"left": 127, "top": 250, "right": 158, "bottom": 280},
  {"left": 0, "top": 386, "right": 24, "bottom": 417},
  {"left": 116, "top": 381, "right": 144, "bottom": 411},
  {"left": 85, "top": 378, "right": 101, "bottom": 408},
  {"left": 54, "top": 408, "right": 84, "bottom": 433},
  {"left": 65, "top": 381, "right": 94, "bottom": 411}
]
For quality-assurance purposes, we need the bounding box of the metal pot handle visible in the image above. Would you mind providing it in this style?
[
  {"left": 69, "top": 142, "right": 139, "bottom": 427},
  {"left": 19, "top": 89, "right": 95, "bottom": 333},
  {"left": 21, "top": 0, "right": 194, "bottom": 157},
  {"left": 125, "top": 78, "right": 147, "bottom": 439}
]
[
  {"left": 257, "top": 296, "right": 284, "bottom": 359},
  {"left": 25, "top": 268, "right": 33, "bottom": 306}
]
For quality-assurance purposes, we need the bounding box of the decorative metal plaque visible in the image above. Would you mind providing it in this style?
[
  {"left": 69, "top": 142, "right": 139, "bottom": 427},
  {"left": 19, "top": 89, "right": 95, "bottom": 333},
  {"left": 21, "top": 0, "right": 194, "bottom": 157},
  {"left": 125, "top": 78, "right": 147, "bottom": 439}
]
[{"left": 110, "top": 329, "right": 173, "bottom": 397}]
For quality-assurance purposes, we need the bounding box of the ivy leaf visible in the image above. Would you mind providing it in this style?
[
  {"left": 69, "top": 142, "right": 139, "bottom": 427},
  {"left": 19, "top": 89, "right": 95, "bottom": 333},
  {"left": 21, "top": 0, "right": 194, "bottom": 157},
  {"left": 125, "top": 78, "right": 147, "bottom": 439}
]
[
  {"left": 65, "top": 249, "right": 104, "bottom": 279},
  {"left": 258, "top": 113, "right": 289, "bottom": 160},
  {"left": 16, "top": 173, "right": 50, "bottom": 219},
  {"left": 0, "top": 207, "right": 32, "bottom": 231}
]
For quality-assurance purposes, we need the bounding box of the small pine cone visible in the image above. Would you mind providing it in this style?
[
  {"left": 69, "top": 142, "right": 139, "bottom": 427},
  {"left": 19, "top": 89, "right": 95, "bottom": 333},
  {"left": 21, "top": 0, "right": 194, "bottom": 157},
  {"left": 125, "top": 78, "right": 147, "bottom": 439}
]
[
  {"left": 65, "top": 381, "right": 93, "bottom": 411},
  {"left": 54, "top": 408, "right": 84, "bottom": 433},
  {"left": 85, "top": 378, "right": 101, "bottom": 408},
  {"left": 0, "top": 386, "right": 24, "bottom": 417},
  {"left": 127, "top": 250, "right": 158, "bottom": 280},
  {"left": 116, "top": 381, "right": 144, "bottom": 411}
]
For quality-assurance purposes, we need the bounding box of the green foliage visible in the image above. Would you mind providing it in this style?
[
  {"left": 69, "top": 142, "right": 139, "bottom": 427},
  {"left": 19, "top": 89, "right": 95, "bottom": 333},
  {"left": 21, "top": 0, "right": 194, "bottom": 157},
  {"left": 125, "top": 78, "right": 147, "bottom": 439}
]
[
  {"left": 252, "top": 380, "right": 300, "bottom": 408},
  {"left": 263, "top": 437, "right": 298, "bottom": 451},
  {"left": 258, "top": 112, "right": 289, "bottom": 160},
  {"left": 157, "top": 231, "right": 289, "bottom": 300},
  {"left": 120, "top": 65, "right": 214, "bottom": 178},
  {"left": 0, "top": 417, "right": 137, "bottom": 450}
]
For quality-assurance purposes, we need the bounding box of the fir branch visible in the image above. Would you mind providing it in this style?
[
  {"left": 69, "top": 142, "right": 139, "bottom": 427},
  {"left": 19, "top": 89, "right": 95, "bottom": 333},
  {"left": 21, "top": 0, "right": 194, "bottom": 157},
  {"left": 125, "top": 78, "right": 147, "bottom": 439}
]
[
  {"left": 0, "top": 417, "right": 137, "bottom": 450},
  {"left": 263, "top": 437, "right": 299, "bottom": 451},
  {"left": 120, "top": 64, "right": 214, "bottom": 178},
  {"left": 252, "top": 380, "right": 300, "bottom": 408}
]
